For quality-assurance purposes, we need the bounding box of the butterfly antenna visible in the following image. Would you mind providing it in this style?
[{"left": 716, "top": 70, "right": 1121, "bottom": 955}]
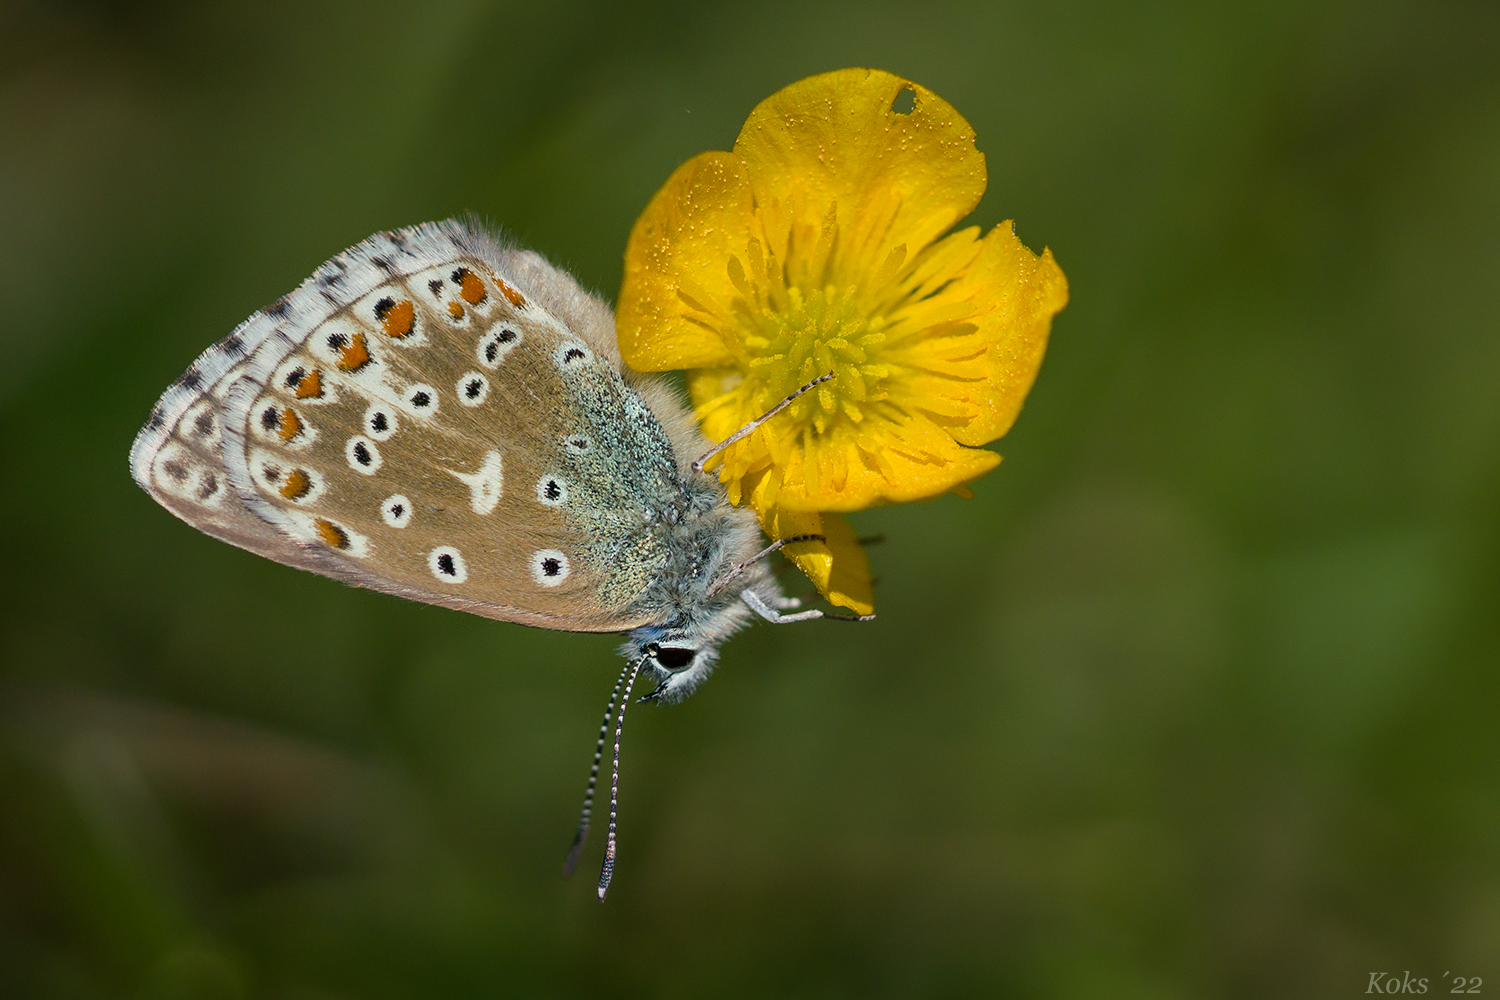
[
  {"left": 692, "top": 373, "right": 833, "bottom": 474},
  {"left": 563, "top": 658, "right": 635, "bottom": 877},
  {"left": 598, "top": 657, "right": 646, "bottom": 900}
]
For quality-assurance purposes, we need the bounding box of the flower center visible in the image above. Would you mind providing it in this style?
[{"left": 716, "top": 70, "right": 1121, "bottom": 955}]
[{"left": 736, "top": 284, "right": 891, "bottom": 435}]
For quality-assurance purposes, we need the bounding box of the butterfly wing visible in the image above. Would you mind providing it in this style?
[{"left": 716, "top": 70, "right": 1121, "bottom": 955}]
[{"left": 130, "top": 220, "right": 681, "bottom": 633}]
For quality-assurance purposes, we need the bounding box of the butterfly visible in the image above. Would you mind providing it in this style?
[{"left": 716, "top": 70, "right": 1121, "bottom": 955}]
[{"left": 129, "top": 218, "right": 870, "bottom": 898}]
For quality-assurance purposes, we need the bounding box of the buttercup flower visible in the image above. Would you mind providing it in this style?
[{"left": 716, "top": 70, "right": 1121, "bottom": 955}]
[{"left": 618, "top": 69, "right": 1068, "bottom": 613}]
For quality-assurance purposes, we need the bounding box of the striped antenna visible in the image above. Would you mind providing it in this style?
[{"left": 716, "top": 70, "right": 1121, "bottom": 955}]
[
  {"left": 598, "top": 657, "right": 646, "bottom": 900},
  {"left": 563, "top": 657, "right": 636, "bottom": 877}
]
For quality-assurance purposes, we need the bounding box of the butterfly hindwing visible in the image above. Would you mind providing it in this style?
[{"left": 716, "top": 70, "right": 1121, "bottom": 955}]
[{"left": 132, "top": 221, "right": 682, "bottom": 632}]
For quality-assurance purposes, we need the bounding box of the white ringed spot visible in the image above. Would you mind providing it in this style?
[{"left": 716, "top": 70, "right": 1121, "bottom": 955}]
[
  {"left": 272, "top": 358, "right": 336, "bottom": 405},
  {"left": 345, "top": 435, "right": 382, "bottom": 475},
  {"left": 428, "top": 545, "right": 468, "bottom": 584},
  {"left": 381, "top": 494, "right": 412, "bottom": 528},
  {"left": 152, "top": 442, "right": 225, "bottom": 506},
  {"left": 447, "top": 449, "right": 503, "bottom": 515},
  {"left": 402, "top": 382, "right": 439, "bottom": 415},
  {"left": 253, "top": 397, "right": 317, "bottom": 448},
  {"left": 554, "top": 341, "right": 593, "bottom": 369},
  {"left": 310, "top": 516, "right": 369, "bottom": 557},
  {"left": 358, "top": 287, "right": 426, "bottom": 345},
  {"left": 250, "top": 449, "right": 324, "bottom": 504},
  {"left": 182, "top": 400, "right": 220, "bottom": 447},
  {"left": 363, "top": 402, "right": 398, "bottom": 441},
  {"left": 536, "top": 475, "right": 568, "bottom": 507},
  {"left": 477, "top": 326, "right": 521, "bottom": 368},
  {"left": 456, "top": 371, "right": 489, "bottom": 407},
  {"left": 531, "top": 549, "right": 570, "bottom": 587}
]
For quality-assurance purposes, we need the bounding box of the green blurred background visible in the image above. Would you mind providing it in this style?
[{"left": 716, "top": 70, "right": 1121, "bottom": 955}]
[{"left": 3, "top": 1, "right": 1498, "bottom": 996}]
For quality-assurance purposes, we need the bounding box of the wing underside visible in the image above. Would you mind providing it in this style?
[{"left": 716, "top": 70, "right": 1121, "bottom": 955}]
[{"left": 130, "top": 220, "right": 675, "bottom": 633}]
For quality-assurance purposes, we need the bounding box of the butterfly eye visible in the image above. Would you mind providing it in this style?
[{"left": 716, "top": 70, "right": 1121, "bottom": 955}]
[{"left": 654, "top": 647, "right": 695, "bottom": 671}]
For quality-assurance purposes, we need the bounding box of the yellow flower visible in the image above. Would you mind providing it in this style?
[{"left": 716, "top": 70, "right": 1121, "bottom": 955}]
[{"left": 618, "top": 69, "right": 1067, "bottom": 613}]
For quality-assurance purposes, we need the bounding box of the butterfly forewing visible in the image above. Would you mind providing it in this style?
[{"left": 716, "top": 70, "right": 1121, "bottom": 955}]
[{"left": 132, "top": 221, "right": 673, "bottom": 632}]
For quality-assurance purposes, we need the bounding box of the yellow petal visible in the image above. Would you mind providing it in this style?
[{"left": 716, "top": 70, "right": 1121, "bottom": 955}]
[
  {"left": 733, "top": 68, "right": 987, "bottom": 286},
  {"left": 940, "top": 222, "right": 1069, "bottom": 446},
  {"left": 758, "top": 410, "right": 1000, "bottom": 511},
  {"left": 618, "top": 151, "right": 759, "bottom": 371},
  {"left": 685, "top": 367, "right": 762, "bottom": 455},
  {"left": 762, "top": 507, "right": 875, "bottom": 615}
]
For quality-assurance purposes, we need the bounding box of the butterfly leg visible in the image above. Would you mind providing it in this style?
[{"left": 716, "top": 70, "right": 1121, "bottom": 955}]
[
  {"left": 709, "top": 533, "right": 826, "bottom": 598},
  {"left": 741, "top": 588, "right": 875, "bottom": 624}
]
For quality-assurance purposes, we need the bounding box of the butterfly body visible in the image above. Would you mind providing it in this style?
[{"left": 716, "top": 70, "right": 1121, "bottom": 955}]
[{"left": 131, "top": 219, "right": 780, "bottom": 701}]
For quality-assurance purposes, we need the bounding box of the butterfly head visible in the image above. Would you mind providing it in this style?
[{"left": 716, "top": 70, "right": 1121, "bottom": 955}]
[
  {"left": 623, "top": 633, "right": 720, "bottom": 705},
  {"left": 623, "top": 590, "right": 761, "bottom": 704}
]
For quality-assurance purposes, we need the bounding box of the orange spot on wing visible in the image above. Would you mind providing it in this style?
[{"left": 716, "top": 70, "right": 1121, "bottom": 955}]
[
  {"left": 280, "top": 468, "right": 311, "bottom": 499},
  {"left": 338, "top": 332, "right": 371, "bottom": 372},
  {"left": 378, "top": 299, "right": 415, "bottom": 338},
  {"left": 315, "top": 518, "right": 349, "bottom": 548},
  {"left": 447, "top": 300, "right": 464, "bottom": 319},
  {"left": 455, "top": 267, "right": 487, "bottom": 305},
  {"left": 293, "top": 369, "right": 323, "bottom": 399},
  {"left": 496, "top": 279, "right": 526, "bottom": 307},
  {"left": 277, "top": 407, "right": 302, "bottom": 441}
]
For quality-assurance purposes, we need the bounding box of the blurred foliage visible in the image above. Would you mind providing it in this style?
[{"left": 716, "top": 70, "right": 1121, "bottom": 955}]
[{"left": 2, "top": 0, "right": 1499, "bottom": 997}]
